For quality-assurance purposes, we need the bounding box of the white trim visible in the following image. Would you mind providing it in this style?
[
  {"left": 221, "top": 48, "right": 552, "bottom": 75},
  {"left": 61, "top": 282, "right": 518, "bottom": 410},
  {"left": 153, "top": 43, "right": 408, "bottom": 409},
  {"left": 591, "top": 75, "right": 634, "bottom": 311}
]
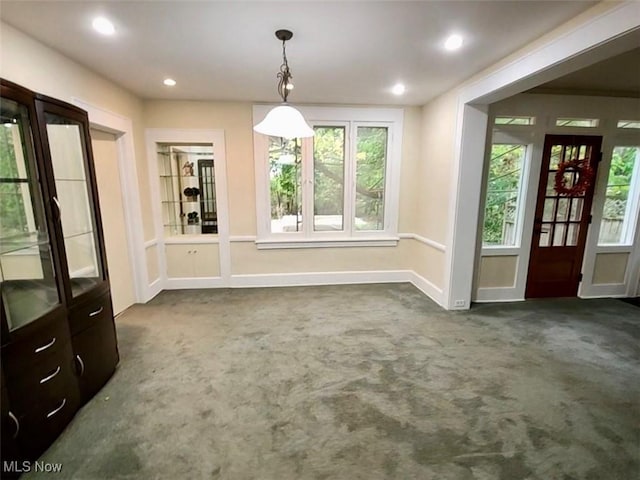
[
  {"left": 399, "top": 233, "right": 446, "bottom": 252},
  {"left": 252, "top": 105, "right": 404, "bottom": 243},
  {"left": 408, "top": 271, "right": 445, "bottom": 308},
  {"left": 152, "top": 269, "right": 445, "bottom": 307},
  {"left": 164, "top": 236, "right": 220, "bottom": 245},
  {"left": 229, "top": 235, "right": 257, "bottom": 242},
  {"left": 480, "top": 247, "right": 522, "bottom": 257},
  {"left": 144, "top": 238, "right": 158, "bottom": 249},
  {"left": 145, "top": 128, "right": 231, "bottom": 287},
  {"left": 72, "top": 98, "right": 148, "bottom": 304},
  {"left": 595, "top": 245, "right": 634, "bottom": 254},
  {"left": 580, "top": 283, "right": 627, "bottom": 298},
  {"left": 229, "top": 270, "right": 408, "bottom": 288},
  {"left": 255, "top": 238, "right": 398, "bottom": 249},
  {"left": 165, "top": 277, "right": 226, "bottom": 289},
  {"left": 146, "top": 278, "right": 162, "bottom": 300},
  {"left": 447, "top": 3, "right": 640, "bottom": 308}
]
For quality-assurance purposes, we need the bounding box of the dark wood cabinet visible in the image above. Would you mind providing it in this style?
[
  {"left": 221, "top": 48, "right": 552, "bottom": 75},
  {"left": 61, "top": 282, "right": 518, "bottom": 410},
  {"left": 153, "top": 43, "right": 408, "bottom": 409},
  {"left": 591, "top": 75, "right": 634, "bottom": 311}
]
[{"left": 0, "top": 79, "right": 119, "bottom": 472}]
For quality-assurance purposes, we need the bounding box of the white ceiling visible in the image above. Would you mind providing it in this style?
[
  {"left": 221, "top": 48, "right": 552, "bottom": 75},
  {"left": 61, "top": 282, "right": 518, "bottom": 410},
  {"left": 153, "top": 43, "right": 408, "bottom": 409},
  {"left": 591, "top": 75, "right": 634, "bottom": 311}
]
[{"left": 0, "top": 1, "right": 599, "bottom": 106}]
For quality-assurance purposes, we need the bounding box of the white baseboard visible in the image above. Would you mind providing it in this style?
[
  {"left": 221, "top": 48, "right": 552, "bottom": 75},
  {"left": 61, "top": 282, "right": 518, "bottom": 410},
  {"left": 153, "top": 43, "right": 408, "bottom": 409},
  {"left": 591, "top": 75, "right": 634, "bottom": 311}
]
[
  {"left": 165, "top": 277, "right": 226, "bottom": 289},
  {"left": 146, "top": 270, "right": 449, "bottom": 309},
  {"left": 229, "top": 270, "right": 409, "bottom": 288},
  {"left": 145, "top": 278, "right": 163, "bottom": 301},
  {"left": 409, "top": 271, "right": 445, "bottom": 308},
  {"left": 580, "top": 283, "right": 628, "bottom": 298}
]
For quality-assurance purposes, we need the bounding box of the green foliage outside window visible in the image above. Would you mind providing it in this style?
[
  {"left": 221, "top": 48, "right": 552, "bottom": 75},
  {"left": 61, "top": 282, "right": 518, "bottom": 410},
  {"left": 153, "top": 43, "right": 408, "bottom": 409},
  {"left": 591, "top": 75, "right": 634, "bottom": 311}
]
[
  {"left": 603, "top": 146, "right": 636, "bottom": 219},
  {"left": 599, "top": 146, "right": 638, "bottom": 244},
  {"left": 0, "top": 124, "right": 29, "bottom": 238},
  {"left": 482, "top": 144, "right": 525, "bottom": 245},
  {"left": 267, "top": 126, "right": 389, "bottom": 232},
  {"left": 355, "top": 127, "right": 387, "bottom": 230}
]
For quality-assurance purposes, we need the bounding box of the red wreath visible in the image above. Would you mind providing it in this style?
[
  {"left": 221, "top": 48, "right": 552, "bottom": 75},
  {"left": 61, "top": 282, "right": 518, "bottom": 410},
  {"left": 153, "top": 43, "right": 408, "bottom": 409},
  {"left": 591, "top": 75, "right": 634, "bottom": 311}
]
[{"left": 554, "top": 159, "right": 595, "bottom": 196}]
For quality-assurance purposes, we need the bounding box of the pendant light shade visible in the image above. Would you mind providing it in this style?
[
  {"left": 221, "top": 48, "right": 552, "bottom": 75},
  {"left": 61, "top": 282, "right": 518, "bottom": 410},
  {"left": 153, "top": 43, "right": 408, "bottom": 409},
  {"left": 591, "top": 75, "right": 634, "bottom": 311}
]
[
  {"left": 253, "top": 105, "right": 314, "bottom": 139},
  {"left": 253, "top": 29, "right": 314, "bottom": 139}
]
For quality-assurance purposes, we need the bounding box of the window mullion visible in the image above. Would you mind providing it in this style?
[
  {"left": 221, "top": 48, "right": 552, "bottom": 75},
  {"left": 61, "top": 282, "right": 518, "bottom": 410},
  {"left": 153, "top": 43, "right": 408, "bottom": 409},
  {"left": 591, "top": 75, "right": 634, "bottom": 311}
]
[
  {"left": 302, "top": 137, "right": 314, "bottom": 237},
  {"left": 344, "top": 122, "right": 356, "bottom": 236}
]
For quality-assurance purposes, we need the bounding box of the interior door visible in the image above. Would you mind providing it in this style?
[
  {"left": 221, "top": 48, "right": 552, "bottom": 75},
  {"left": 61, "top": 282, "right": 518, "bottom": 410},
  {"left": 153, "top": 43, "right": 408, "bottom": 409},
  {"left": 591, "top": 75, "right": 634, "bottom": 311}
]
[{"left": 526, "top": 135, "right": 601, "bottom": 298}]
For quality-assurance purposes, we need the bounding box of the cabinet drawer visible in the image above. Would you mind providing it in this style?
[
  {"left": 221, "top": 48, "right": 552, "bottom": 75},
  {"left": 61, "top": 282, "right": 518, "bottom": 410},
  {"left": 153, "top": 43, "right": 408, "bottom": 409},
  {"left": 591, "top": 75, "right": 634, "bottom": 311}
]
[
  {"left": 69, "top": 292, "right": 113, "bottom": 335},
  {"left": 1, "top": 317, "right": 69, "bottom": 377},
  {"left": 13, "top": 389, "right": 79, "bottom": 459},
  {"left": 7, "top": 341, "right": 78, "bottom": 415},
  {"left": 73, "top": 315, "right": 119, "bottom": 402}
]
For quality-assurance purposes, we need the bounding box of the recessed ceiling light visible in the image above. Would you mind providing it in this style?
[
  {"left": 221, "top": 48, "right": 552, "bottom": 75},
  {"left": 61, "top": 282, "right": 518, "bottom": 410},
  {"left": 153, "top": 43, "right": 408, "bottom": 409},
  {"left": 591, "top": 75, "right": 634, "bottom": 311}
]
[
  {"left": 163, "top": 78, "right": 177, "bottom": 87},
  {"left": 391, "top": 83, "right": 406, "bottom": 96},
  {"left": 444, "top": 34, "right": 463, "bottom": 51},
  {"left": 92, "top": 17, "right": 115, "bottom": 36}
]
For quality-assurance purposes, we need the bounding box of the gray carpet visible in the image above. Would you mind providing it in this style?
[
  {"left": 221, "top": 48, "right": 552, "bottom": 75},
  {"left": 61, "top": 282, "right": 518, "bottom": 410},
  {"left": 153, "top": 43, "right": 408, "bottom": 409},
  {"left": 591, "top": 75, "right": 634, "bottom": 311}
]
[{"left": 27, "top": 284, "right": 639, "bottom": 479}]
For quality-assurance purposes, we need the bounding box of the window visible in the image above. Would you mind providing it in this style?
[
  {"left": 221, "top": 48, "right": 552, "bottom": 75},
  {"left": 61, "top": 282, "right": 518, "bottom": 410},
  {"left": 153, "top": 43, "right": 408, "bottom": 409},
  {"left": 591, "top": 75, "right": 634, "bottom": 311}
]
[
  {"left": 254, "top": 106, "right": 402, "bottom": 247},
  {"left": 555, "top": 118, "right": 599, "bottom": 128},
  {"left": 598, "top": 146, "right": 640, "bottom": 245},
  {"left": 482, "top": 144, "right": 527, "bottom": 246},
  {"left": 617, "top": 120, "right": 640, "bottom": 129},
  {"left": 494, "top": 116, "right": 535, "bottom": 126}
]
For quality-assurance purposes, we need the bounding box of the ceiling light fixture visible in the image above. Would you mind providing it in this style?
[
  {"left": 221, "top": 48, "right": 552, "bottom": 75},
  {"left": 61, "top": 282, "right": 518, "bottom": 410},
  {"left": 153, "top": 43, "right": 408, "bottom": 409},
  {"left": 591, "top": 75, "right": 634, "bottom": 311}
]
[
  {"left": 92, "top": 17, "right": 115, "bottom": 36},
  {"left": 444, "top": 34, "right": 463, "bottom": 51},
  {"left": 391, "top": 83, "right": 406, "bottom": 96},
  {"left": 253, "top": 29, "right": 314, "bottom": 139},
  {"left": 163, "top": 78, "right": 177, "bottom": 87}
]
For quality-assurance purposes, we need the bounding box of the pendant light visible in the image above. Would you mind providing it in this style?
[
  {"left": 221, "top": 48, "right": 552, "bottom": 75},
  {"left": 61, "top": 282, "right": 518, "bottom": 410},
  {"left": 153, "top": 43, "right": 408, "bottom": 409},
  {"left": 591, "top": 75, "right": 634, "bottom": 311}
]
[{"left": 253, "top": 29, "right": 314, "bottom": 139}]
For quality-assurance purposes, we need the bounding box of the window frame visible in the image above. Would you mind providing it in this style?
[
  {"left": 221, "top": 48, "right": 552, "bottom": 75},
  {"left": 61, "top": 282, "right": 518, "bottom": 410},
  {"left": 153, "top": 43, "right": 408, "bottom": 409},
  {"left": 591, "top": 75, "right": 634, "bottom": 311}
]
[
  {"left": 253, "top": 106, "right": 403, "bottom": 248},
  {"left": 481, "top": 128, "right": 533, "bottom": 251},
  {"left": 597, "top": 142, "right": 640, "bottom": 247}
]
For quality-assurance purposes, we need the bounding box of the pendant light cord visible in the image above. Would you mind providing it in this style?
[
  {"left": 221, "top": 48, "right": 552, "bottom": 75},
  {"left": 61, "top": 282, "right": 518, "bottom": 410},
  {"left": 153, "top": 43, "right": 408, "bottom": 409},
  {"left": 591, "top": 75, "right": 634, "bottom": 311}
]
[{"left": 277, "top": 38, "right": 293, "bottom": 102}]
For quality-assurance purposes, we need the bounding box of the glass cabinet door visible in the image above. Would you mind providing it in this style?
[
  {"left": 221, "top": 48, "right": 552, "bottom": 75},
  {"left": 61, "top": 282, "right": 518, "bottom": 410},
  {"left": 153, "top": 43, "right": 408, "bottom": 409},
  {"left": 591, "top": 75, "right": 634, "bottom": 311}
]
[
  {"left": 0, "top": 98, "right": 61, "bottom": 331},
  {"left": 44, "top": 113, "right": 104, "bottom": 298}
]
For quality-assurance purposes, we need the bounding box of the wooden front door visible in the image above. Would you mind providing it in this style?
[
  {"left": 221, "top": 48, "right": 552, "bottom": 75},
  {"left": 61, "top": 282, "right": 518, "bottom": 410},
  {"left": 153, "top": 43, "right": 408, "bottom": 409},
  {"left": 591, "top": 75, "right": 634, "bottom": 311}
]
[{"left": 526, "top": 135, "right": 601, "bottom": 298}]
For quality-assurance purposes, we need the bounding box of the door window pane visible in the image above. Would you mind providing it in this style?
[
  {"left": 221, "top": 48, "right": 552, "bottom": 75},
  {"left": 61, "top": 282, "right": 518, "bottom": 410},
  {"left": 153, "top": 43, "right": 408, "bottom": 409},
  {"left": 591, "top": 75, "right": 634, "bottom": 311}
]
[
  {"left": 1, "top": 100, "right": 60, "bottom": 330},
  {"left": 539, "top": 224, "right": 551, "bottom": 247},
  {"left": 570, "top": 198, "right": 583, "bottom": 221},
  {"left": 599, "top": 146, "right": 640, "bottom": 245},
  {"left": 46, "top": 115, "right": 102, "bottom": 297},
  {"left": 556, "top": 198, "right": 569, "bottom": 222},
  {"left": 543, "top": 198, "right": 556, "bottom": 221},
  {"left": 313, "top": 126, "right": 345, "bottom": 232},
  {"left": 566, "top": 223, "right": 580, "bottom": 246},
  {"left": 552, "top": 223, "right": 566, "bottom": 246},
  {"left": 482, "top": 144, "right": 526, "bottom": 245},
  {"left": 355, "top": 127, "right": 387, "bottom": 231},
  {"left": 269, "top": 137, "right": 302, "bottom": 233}
]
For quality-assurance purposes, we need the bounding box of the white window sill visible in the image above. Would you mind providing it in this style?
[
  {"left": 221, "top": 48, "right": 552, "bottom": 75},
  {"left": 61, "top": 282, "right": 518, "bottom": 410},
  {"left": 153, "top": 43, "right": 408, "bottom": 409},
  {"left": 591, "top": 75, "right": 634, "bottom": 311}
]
[
  {"left": 595, "top": 244, "right": 633, "bottom": 253},
  {"left": 255, "top": 237, "right": 399, "bottom": 250},
  {"left": 481, "top": 246, "right": 521, "bottom": 256}
]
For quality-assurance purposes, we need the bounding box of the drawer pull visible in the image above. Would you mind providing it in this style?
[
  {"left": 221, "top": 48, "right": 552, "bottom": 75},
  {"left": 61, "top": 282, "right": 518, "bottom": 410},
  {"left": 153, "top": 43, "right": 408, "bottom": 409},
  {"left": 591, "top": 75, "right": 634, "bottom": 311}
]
[
  {"left": 40, "top": 365, "right": 61, "bottom": 384},
  {"left": 35, "top": 337, "right": 56, "bottom": 353},
  {"left": 89, "top": 306, "right": 104, "bottom": 317},
  {"left": 8, "top": 411, "right": 19, "bottom": 439},
  {"left": 46, "top": 398, "right": 66, "bottom": 419},
  {"left": 75, "top": 354, "right": 85, "bottom": 376}
]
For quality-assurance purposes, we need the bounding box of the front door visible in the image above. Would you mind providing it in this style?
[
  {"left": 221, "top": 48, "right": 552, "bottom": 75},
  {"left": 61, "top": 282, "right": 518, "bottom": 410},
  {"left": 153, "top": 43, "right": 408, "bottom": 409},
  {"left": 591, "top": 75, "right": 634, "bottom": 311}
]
[{"left": 526, "top": 135, "right": 601, "bottom": 298}]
